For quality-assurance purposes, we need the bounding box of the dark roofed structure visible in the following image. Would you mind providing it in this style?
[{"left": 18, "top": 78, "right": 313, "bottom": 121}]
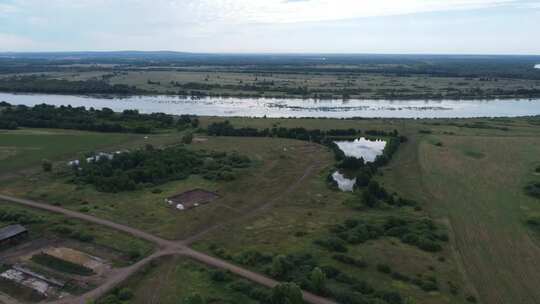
[{"left": 0, "top": 224, "right": 28, "bottom": 245}]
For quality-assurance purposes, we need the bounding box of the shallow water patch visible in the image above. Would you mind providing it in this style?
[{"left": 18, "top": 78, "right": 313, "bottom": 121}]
[{"left": 332, "top": 171, "right": 356, "bottom": 192}]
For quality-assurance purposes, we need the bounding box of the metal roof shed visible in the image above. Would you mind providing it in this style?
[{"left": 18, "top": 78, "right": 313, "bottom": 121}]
[{"left": 0, "top": 224, "right": 28, "bottom": 242}]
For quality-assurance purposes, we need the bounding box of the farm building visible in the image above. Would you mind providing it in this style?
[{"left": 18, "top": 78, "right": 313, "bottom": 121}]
[
  {"left": 0, "top": 224, "right": 28, "bottom": 246},
  {"left": 165, "top": 189, "right": 219, "bottom": 211}
]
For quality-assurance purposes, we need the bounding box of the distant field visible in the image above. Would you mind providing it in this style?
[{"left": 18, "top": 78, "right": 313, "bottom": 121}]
[
  {"left": 3, "top": 67, "right": 540, "bottom": 99},
  {"left": 110, "top": 70, "right": 540, "bottom": 99}
]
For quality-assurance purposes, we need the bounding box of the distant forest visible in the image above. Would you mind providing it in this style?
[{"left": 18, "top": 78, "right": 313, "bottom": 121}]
[{"left": 1, "top": 52, "right": 540, "bottom": 80}]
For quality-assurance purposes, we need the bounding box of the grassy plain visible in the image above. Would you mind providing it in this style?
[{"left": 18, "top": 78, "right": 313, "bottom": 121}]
[
  {"left": 2, "top": 116, "right": 540, "bottom": 304},
  {"left": 106, "top": 256, "right": 260, "bottom": 304},
  {"left": 377, "top": 118, "right": 540, "bottom": 304},
  {"left": 0, "top": 129, "right": 137, "bottom": 173},
  {"left": 0, "top": 135, "right": 325, "bottom": 240},
  {"left": 6, "top": 68, "right": 540, "bottom": 99}
]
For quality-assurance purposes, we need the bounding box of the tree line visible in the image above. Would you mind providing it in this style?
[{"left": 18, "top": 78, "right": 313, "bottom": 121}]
[
  {"left": 0, "top": 103, "right": 198, "bottom": 134},
  {"left": 0, "top": 75, "right": 143, "bottom": 95}
]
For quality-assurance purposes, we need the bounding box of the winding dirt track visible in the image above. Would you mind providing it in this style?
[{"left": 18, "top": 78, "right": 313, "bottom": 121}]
[{"left": 0, "top": 158, "right": 336, "bottom": 304}]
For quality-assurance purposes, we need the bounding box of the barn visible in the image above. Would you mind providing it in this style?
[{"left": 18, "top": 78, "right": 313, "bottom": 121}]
[{"left": 0, "top": 224, "right": 28, "bottom": 246}]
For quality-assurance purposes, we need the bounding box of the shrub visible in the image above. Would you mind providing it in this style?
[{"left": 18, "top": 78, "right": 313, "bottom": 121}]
[
  {"left": 466, "top": 295, "right": 477, "bottom": 303},
  {"left": 332, "top": 254, "right": 367, "bottom": 268},
  {"left": 376, "top": 264, "right": 392, "bottom": 274},
  {"left": 182, "top": 132, "right": 194, "bottom": 144},
  {"left": 117, "top": 288, "right": 133, "bottom": 301},
  {"left": 310, "top": 267, "right": 327, "bottom": 293},
  {"left": 525, "top": 182, "right": 540, "bottom": 199},
  {"left": 269, "top": 283, "right": 303, "bottom": 304},
  {"left": 71, "top": 230, "right": 94, "bottom": 242},
  {"left": 314, "top": 237, "right": 348, "bottom": 252},
  {"left": 210, "top": 270, "right": 230, "bottom": 282},
  {"left": 42, "top": 160, "right": 53, "bottom": 172},
  {"left": 183, "top": 293, "right": 205, "bottom": 304}
]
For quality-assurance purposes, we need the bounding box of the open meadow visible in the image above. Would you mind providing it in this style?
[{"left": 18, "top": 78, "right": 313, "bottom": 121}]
[{"left": 1, "top": 115, "right": 540, "bottom": 304}]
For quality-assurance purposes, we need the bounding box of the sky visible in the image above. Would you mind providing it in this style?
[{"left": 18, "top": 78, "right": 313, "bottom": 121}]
[{"left": 0, "top": 0, "right": 539, "bottom": 54}]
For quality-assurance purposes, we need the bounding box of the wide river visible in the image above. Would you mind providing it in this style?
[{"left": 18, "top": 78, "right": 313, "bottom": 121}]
[{"left": 1, "top": 92, "right": 540, "bottom": 118}]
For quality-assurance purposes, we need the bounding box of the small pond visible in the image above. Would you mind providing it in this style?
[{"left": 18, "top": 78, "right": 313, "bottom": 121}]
[
  {"left": 331, "top": 171, "right": 356, "bottom": 192},
  {"left": 334, "top": 138, "right": 387, "bottom": 162},
  {"left": 332, "top": 137, "right": 387, "bottom": 192}
]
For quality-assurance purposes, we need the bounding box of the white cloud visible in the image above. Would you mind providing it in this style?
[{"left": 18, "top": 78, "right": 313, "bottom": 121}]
[
  {"left": 184, "top": 0, "right": 529, "bottom": 24},
  {"left": 0, "top": 33, "right": 36, "bottom": 51}
]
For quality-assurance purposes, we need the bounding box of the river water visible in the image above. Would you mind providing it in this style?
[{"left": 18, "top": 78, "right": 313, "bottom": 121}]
[{"left": 1, "top": 92, "right": 540, "bottom": 118}]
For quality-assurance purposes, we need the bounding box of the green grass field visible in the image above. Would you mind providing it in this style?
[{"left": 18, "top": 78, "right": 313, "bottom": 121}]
[
  {"left": 102, "top": 256, "right": 261, "bottom": 304},
  {"left": 0, "top": 136, "right": 326, "bottom": 240},
  {"left": 2, "top": 116, "right": 540, "bottom": 304},
  {"left": 0, "top": 129, "right": 139, "bottom": 173},
  {"left": 377, "top": 121, "right": 540, "bottom": 304}
]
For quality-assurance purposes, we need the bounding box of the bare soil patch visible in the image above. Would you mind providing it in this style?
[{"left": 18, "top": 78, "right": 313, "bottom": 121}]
[{"left": 166, "top": 189, "right": 220, "bottom": 210}]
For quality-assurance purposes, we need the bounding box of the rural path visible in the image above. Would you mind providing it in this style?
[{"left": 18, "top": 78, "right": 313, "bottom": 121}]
[{"left": 0, "top": 155, "right": 336, "bottom": 304}]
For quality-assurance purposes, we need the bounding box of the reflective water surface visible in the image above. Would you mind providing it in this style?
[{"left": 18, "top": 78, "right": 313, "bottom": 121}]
[
  {"left": 334, "top": 138, "right": 386, "bottom": 162},
  {"left": 332, "top": 171, "right": 356, "bottom": 192},
  {"left": 1, "top": 92, "right": 540, "bottom": 118}
]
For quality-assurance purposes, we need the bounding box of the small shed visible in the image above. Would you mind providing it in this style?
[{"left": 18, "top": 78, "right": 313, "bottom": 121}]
[{"left": 0, "top": 224, "right": 28, "bottom": 246}]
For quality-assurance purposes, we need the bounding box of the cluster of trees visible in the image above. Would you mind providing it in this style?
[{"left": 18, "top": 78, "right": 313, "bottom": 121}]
[
  {"left": 316, "top": 217, "right": 448, "bottom": 253},
  {"left": 208, "top": 244, "right": 408, "bottom": 304},
  {"left": 73, "top": 145, "right": 250, "bottom": 192},
  {"left": 177, "top": 114, "right": 200, "bottom": 130},
  {"left": 0, "top": 120, "right": 18, "bottom": 130},
  {"left": 0, "top": 103, "right": 182, "bottom": 133},
  {"left": 0, "top": 75, "right": 143, "bottom": 95},
  {"left": 345, "top": 180, "right": 418, "bottom": 209}
]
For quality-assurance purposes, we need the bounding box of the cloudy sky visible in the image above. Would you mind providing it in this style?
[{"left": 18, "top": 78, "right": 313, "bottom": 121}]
[{"left": 0, "top": 0, "right": 539, "bottom": 54}]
